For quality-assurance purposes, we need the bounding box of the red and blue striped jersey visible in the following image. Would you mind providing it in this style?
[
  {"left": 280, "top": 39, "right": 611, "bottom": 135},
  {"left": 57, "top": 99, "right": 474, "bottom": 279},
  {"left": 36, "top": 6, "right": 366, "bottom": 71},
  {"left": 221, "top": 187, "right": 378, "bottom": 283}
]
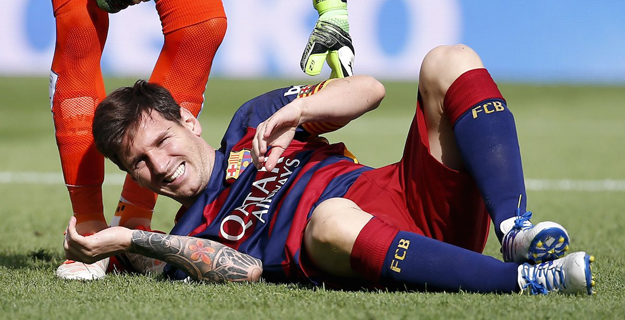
[{"left": 165, "top": 82, "right": 372, "bottom": 283}]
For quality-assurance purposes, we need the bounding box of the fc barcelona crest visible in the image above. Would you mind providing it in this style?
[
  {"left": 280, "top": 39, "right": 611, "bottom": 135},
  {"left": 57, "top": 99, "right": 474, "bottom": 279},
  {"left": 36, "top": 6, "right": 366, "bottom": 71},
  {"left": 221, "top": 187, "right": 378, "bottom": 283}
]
[{"left": 226, "top": 149, "right": 253, "bottom": 180}]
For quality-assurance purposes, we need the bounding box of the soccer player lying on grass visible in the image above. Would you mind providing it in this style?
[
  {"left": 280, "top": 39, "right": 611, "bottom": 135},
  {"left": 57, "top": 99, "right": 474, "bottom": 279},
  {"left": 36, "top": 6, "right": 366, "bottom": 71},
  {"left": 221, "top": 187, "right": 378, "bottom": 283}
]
[
  {"left": 52, "top": 0, "right": 354, "bottom": 280},
  {"left": 63, "top": 44, "right": 595, "bottom": 295}
]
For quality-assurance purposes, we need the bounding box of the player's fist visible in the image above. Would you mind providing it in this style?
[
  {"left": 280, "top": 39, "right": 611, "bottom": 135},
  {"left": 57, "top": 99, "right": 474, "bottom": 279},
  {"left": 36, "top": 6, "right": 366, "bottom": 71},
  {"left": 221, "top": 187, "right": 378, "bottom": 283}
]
[
  {"left": 300, "top": 0, "right": 354, "bottom": 78},
  {"left": 96, "top": 0, "right": 148, "bottom": 14}
]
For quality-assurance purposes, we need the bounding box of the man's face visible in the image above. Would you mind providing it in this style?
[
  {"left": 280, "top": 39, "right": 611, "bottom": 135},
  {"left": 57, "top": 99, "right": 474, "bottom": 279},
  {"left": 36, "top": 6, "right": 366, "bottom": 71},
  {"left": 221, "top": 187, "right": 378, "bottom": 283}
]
[{"left": 119, "top": 109, "right": 213, "bottom": 206}]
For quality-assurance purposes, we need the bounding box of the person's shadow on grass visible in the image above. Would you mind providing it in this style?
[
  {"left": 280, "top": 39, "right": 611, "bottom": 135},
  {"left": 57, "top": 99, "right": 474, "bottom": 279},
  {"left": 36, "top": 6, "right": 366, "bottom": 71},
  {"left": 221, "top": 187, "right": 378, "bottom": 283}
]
[{"left": 0, "top": 248, "right": 61, "bottom": 270}]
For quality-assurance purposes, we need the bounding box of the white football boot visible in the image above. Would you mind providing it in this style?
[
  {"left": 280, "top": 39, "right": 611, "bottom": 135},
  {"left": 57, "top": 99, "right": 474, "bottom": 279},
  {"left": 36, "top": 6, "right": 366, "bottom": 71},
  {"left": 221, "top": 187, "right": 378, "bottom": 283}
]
[
  {"left": 501, "top": 211, "right": 570, "bottom": 263},
  {"left": 518, "top": 251, "right": 595, "bottom": 295},
  {"left": 56, "top": 258, "right": 109, "bottom": 280}
]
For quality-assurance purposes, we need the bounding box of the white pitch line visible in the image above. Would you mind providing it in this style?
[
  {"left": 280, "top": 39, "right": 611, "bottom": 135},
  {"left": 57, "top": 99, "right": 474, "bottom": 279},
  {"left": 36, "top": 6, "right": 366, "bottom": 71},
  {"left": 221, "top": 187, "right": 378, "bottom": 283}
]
[
  {"left": 1, "top": 171, "right": 625, "bottom": 192},
  {"left": 0, "top": 171, "right": 126, "bottom": 186},
  {"left": 524, "top": 179, "right": 625, "bottom": 192}
]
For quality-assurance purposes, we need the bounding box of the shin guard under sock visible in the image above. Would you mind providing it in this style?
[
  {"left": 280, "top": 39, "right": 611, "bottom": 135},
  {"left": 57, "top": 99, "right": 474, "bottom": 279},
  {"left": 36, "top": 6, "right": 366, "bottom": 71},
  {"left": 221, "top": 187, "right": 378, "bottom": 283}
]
[
  {"left": 379, "top": 230, "right": 519, "bottom": 293},
  {"left": 444, "top": 69, "right": 527, "bottom": 241}
]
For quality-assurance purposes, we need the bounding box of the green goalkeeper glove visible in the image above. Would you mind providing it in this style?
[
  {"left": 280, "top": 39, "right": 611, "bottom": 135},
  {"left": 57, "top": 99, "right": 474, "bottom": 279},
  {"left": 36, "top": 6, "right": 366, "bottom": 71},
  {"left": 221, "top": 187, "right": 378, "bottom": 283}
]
[
  {"left": 96, "top": 0, "right": 148, "bottom": 14},
  {"left": 300, "top": 0, "right": 354, "bottom": 78}
]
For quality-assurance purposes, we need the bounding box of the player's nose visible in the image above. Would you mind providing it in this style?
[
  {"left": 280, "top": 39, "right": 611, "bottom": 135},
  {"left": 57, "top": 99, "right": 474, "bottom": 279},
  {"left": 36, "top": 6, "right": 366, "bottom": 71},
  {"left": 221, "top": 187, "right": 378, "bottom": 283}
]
[{"left": 146, "top": 150, "right": 169, "bottom": 176}]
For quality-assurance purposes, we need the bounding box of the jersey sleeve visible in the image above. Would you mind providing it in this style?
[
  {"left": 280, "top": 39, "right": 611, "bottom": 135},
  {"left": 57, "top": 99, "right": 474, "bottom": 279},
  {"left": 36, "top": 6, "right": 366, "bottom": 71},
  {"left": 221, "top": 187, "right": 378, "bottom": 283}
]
[
  {"left": 297, "top": 80, "right": 349, "bottom": 136},
  {"left": 226, "top": 86, "right": 300, "bottom": 130},
  {"left": 220, "top": 79, "right": 345, "bottom": 151},
  {"left": 219, "top": 85, "right": 303, "bottom": 149}
]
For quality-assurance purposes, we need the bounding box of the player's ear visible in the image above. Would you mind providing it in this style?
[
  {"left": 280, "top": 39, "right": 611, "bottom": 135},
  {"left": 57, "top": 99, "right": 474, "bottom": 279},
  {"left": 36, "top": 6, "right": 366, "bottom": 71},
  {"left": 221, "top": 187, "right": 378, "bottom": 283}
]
[{"left": 179, "top": 107, "right": 202, "bottom": 136}]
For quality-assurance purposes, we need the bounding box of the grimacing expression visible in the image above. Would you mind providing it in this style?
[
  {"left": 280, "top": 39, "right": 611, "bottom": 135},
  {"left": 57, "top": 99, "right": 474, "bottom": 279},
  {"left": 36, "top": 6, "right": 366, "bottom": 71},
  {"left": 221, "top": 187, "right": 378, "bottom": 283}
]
[{"left": 119, "top": 109, "right": 213, "bottom": 206}]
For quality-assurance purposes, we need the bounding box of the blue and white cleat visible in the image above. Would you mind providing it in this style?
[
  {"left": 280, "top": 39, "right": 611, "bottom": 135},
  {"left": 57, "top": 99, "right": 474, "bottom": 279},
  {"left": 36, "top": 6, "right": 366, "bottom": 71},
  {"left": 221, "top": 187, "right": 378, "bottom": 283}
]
[
  {"left": 518, "top": 251, "right": 595, "bottom": 295},
  {"left": 501, "top": 211, "right": 570, "bottom": 263}
]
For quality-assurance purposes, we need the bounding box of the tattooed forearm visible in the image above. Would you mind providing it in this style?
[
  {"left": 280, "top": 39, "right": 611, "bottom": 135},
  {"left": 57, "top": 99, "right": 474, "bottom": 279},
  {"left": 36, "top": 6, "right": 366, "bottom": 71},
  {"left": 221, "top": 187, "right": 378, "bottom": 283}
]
[
  {"left": 125, "top": 252, "right": 165, "bottom": 275},
  {"left": 129, "top": 230, "right": 263, "bottom": 283}
]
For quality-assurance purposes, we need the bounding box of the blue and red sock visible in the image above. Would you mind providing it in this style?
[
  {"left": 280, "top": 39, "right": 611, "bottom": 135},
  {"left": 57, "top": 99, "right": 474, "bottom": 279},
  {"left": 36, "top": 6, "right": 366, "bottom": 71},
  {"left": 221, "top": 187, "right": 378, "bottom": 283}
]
[
  {"left": 350, "top": 218, "right": 518, "bottom": 292},
  {"left": 444, "top": 68, "right": 527, "bottom": 241}
]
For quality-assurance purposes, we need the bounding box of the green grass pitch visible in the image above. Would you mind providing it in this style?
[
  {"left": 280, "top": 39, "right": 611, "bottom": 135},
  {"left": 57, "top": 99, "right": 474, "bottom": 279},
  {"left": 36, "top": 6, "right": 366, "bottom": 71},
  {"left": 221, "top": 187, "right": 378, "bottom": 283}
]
[{"left": 0, "top": 76, "right": 624, "bottom": 319}]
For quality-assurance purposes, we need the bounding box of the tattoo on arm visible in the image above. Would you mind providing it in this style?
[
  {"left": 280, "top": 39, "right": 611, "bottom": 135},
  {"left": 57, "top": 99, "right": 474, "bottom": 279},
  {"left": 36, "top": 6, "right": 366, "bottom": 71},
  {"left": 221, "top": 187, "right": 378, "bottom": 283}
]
[{"left": 129, "top": 231, "right": 263, "bottom": 283}]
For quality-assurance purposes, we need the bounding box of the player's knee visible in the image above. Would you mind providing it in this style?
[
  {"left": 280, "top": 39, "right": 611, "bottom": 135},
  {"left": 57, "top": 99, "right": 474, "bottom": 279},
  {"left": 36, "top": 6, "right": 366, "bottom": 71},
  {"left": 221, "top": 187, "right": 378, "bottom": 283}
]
[
  {"left": 305, "top": 200, "right": 350, "bottom": 248},
  {"left": 304, "top": 199, "right": 371, "bottom": 277},
  {"left": 305, "top": 200, "right": 352, "bottom": 269},
  {"left": 196, "top": 17, "right": 227, "bottom": 45},
  {"left": 423, "top": 44, "right": 483, "bottom": 72},
  {"left": 170, "top": 17, "right": 227, "bottom": 49},
  {"left": 420, "top": 45, "right": 484, "bottom": 93}
]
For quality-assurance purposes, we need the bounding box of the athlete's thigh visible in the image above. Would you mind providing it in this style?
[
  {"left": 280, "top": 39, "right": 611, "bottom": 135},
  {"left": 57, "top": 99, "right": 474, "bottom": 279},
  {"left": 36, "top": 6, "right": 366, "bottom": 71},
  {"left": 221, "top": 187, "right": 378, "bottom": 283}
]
[
  {"left": 304, "top": 198, "right": 372, "bottom": 278},
  {"left": 398, "top": 96, "right": 489, "bottom": 251}
]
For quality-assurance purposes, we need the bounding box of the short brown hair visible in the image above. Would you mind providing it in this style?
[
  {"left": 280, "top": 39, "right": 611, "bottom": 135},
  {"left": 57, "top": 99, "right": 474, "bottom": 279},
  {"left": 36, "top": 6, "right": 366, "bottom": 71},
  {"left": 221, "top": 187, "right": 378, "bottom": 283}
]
[{"left": 93, "top": 80, "right": 182, "bottom": 171}]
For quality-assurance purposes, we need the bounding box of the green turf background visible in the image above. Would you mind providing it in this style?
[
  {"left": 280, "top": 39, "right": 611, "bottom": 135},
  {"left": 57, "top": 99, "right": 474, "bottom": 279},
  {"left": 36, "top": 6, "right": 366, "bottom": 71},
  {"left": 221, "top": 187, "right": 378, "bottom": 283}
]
[{"left": 0, "top": 77, "right": 623, "bottom": 319}]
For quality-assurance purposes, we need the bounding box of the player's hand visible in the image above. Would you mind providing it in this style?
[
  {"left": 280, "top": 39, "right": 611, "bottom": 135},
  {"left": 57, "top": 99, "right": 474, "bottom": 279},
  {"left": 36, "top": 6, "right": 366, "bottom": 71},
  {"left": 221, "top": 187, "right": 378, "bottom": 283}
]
[
  {"left": 252, "top": 101, "right": 304, "bottom": 171},
  {"left": 63, "top": 217, "right": 132, "bottom": 264},
  {"left": 300, "top": 0, "right": 354, "bottom": 79},
  {"left": 96, "top": 0, "right": 148, "bottom": 14}
]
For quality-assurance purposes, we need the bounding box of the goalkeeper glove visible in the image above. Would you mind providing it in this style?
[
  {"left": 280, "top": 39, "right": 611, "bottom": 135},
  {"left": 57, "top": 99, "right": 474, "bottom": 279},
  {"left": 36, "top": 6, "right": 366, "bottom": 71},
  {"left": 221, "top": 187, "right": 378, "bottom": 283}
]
[
  {"left": 96, "top": 0, "right": 148, "bottom": 14},
  {"left": 300, "top": 0, "right": 354, "bottom": 78}
]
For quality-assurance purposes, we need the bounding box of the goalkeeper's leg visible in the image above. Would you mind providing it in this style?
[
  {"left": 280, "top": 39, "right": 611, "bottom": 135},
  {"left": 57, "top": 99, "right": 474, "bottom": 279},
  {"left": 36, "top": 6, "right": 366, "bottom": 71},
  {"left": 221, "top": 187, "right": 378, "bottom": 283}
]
[
  {"left": 51, "top": 0, "right": 110, "bottom": 280},
  {"left": 51, "top": 0, "right": 109, "bottom": 236},
  {"left": 111, "top": 0, "right": 227, "bottom": 229}
]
